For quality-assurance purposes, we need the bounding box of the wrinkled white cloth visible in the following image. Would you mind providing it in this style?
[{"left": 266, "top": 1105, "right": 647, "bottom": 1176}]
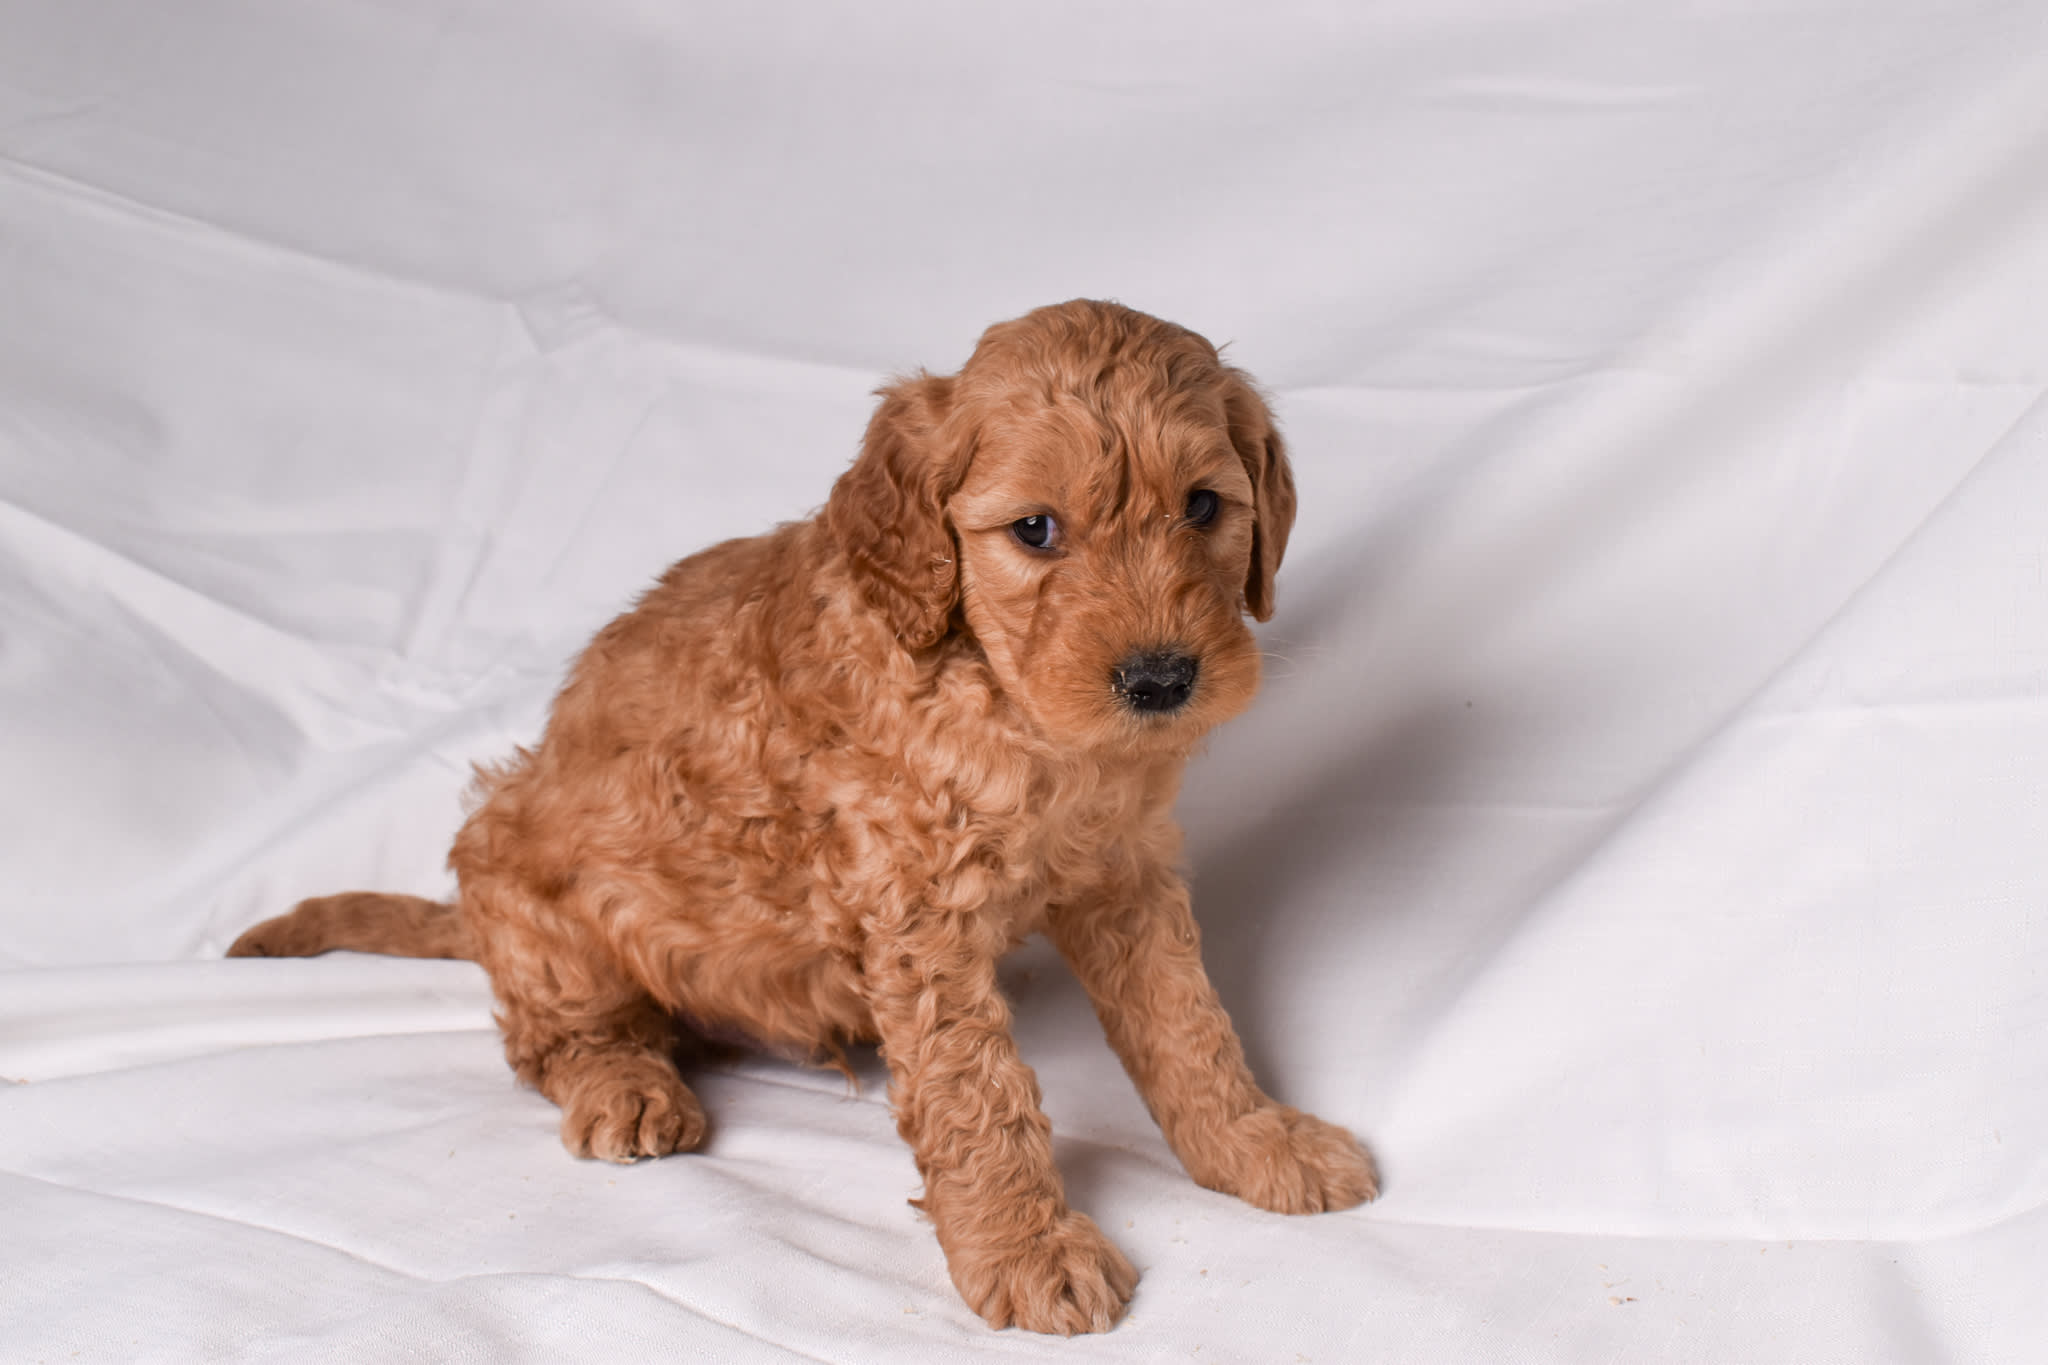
[{"left": 2, "top": 2, "right": 2044, "bottom": 1359}]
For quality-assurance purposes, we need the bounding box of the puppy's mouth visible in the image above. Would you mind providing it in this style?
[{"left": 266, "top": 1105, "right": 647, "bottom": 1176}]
[{"left": 1110, "top": 648, "right": 1200, "bottom": 718}]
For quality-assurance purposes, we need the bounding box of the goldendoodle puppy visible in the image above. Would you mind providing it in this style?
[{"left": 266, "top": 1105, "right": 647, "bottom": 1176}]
[{"left": 231, "top": 299, "right": 1377, "bottom": 1334}]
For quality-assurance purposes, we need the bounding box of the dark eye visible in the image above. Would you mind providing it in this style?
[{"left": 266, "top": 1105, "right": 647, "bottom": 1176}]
[
  {"left": 1185, "top": 488, "right": 1220, "bottom": 527},
  {"left": 1012, "top": 513, "right": 1059, "bottom": 551}
]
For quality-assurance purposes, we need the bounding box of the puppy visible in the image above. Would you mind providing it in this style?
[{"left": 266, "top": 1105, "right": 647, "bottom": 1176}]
[{"left": 231, "top": 299, "right": 1377, "bottom": 1334}]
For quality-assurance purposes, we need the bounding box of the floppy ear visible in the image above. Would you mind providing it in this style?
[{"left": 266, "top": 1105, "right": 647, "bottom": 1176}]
[
  {"left": 1219, "top": 367, "right": 1297, "bottom": 621},
  {"left": 824, "top": 373, "right": 964, "bottom": 649}
]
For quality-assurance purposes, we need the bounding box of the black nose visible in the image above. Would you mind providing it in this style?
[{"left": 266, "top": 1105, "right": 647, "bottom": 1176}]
[{"left": 1113, "top": 650, "right": 1199, "bottom": 714}]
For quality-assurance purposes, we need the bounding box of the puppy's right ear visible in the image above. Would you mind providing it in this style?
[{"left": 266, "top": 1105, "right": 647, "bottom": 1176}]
[{"left": 824, "top": 373, "right": 963, "bottom": 650}]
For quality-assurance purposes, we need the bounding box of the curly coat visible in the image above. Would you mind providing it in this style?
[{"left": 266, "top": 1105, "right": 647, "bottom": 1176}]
[{"left": 231, "top": 299, "right": 1376, "bottom": 1334}]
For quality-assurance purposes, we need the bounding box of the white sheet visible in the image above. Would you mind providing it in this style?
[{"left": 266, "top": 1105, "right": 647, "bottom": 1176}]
[{"left": 3, "top": 2, "right": 2044, "bottom": 1359}]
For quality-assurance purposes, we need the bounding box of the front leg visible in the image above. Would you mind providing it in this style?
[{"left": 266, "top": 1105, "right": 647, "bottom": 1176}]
[
  {"left": 1047, "top": 860, "right": 1379, "bottom": 1214},
  {"left": 863, "top": 926, "right": 1135, "bottom": 1334}
]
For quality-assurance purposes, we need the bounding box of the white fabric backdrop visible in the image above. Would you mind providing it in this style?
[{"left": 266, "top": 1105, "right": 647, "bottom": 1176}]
[{"left": 3, "top": 1, "right": 2044, "bottom": 1359}]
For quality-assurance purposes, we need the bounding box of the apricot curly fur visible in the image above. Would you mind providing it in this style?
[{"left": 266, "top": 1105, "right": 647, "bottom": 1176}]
[{"left": 228, "top": 299, "right": 1376, "bottom": 1334}]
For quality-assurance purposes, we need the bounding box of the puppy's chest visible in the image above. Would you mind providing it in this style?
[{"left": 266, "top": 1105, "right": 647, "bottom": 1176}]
[
  {"left": 848, "top": 748, "right": 1146, "bottom": 917},
  {"left": 683, "top": 644, "right": 1165, "bottom": 927}
]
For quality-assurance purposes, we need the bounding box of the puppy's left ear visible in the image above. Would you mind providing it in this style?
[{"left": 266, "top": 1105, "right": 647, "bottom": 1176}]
[
  {"left": 1220, "top": 368, "right": 1297, "bottom": 621},
  {"left": 825, "top": 372, "right": 966, "bottom": 649}
]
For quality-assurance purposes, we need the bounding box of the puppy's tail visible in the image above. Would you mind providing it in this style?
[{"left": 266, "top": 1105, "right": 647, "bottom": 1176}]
[{"left": 227, "top": 892, "right": 477, "bottom": 962}]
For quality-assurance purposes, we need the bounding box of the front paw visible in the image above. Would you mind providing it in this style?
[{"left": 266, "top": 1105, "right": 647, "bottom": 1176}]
[
  {"left": 1181, "top": 1105, "right": 1379, "bottom": 1214},
  {"left": 946, "top": 1210, "right": 1137, "bottom": 1335}
]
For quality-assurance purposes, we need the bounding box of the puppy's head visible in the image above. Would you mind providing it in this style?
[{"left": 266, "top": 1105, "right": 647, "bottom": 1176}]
[{"left": 826, "top": 299, "right": 1296, "bottom": 754}]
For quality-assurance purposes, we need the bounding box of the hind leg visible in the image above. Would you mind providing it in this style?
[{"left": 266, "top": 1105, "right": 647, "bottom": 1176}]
[
  {"left": 523, "top": 1003, "right": 708, "bottom": 1163},
  {"left": 467, "top": 880, "right": 707, "bottom": 1163}
]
